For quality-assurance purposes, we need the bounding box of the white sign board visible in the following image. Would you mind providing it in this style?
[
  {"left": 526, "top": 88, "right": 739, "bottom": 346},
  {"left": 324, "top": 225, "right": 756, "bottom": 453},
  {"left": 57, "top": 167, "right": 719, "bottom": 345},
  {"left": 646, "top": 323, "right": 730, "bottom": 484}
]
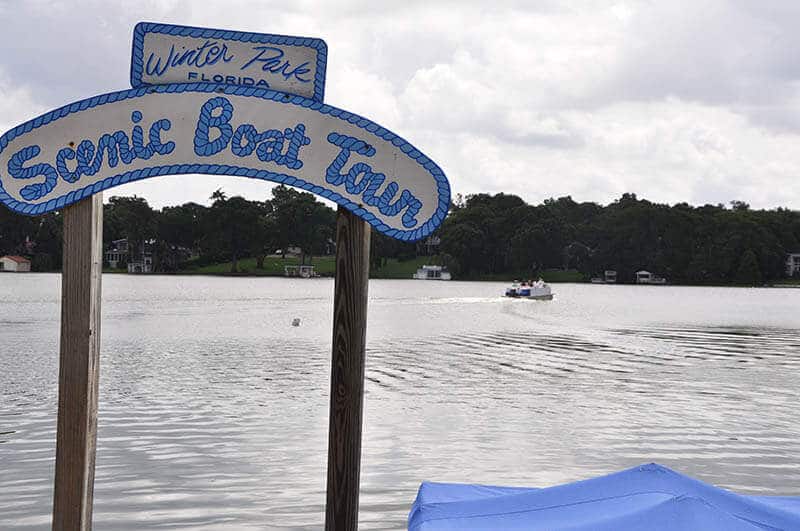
[
  {"left": 0, "top": 84, "right": 449, "bottom": 241},
  {"left": 131, "top": 22, "right": 327, "bottom": 101}
]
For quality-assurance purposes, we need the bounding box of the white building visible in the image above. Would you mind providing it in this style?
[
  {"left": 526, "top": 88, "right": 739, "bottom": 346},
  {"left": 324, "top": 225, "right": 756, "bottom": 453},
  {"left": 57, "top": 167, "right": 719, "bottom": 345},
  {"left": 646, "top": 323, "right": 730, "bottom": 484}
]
[
  {"left": 284, "top": 265, "right": 317, "bottom": 278},
  {"left": 105, "top": 238, "right": 153, "bottom": 273},
  {"left": 787, "top": 253, "right": 800, "bottom": 277},
  {"left": 105, "top": 238, "right": 129, "bottom": 269},
  {"left": 636, "top": 270, "right": 667, "bottom": 284},
  {"left": 412, "top": 265, "right": 451, "bottom": 280},
  {"left": 590, "top": 270, "right": 617, "bottom": 284},
  {"left": 127, "top": 256, "right": 153, "bottom": 274},
  {"left": 0, "top": 255, "right": 31, "bottom": 272}
]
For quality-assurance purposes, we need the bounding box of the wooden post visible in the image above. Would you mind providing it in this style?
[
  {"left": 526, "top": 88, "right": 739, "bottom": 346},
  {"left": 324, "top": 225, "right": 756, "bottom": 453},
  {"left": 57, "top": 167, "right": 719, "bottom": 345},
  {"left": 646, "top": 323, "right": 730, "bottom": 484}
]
[
  {"left": 325, "top": 206, "right": 371, "bottom": 531},
  {"left": 52, "top": 194, "right": 103, "bottom": 531}
]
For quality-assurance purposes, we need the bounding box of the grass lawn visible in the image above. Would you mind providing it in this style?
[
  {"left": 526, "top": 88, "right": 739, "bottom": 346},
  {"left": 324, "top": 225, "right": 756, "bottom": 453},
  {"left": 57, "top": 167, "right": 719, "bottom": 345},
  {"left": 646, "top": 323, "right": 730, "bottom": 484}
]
[
  {"left": 183, "top": 255, "right": 433, "bottom": 279},
  {"left": 183, "top": 255, "right": 337, "bottom": 276},
  {"left": 773, "top": 279, "right": 800, "bottom": 286},
  {"left": 370, "top": 257, "right": 432, "bottom": 279},
  {"left": 540, "top": 269, "right": 587, "bottom": 283},
  {"left": 180, "top": 257, "right": 587, "bottom": 282},
  {"left": 101, "top": 251, "right": 590, "bottom": 283},
  {"left": 459, "top": 269, "right": 587, "bottom": 283}
]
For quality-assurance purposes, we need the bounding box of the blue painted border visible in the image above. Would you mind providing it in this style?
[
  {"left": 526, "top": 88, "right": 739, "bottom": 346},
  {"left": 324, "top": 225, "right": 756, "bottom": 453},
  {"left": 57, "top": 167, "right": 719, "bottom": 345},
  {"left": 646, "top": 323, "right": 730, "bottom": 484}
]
[
  {"left": 0, "top": 83, "right": 450, "bottom": 242},
  {"left": 131, "top": 22, "right": 328, "bottom": 103}
]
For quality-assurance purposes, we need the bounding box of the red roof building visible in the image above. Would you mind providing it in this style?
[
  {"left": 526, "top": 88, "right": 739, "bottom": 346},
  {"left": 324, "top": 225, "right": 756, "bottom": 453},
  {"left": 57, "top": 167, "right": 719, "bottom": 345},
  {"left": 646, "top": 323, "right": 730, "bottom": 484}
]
[{"left": 0, "top": 255, "right": 32, "bottom": 272}]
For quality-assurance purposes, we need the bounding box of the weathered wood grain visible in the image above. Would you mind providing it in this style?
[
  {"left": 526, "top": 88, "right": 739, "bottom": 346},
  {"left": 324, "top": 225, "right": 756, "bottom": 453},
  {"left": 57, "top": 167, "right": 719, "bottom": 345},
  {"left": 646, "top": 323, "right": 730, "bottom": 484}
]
[
  {"left": 325, "top": 207, "right": 371, "bottom": 531},
  {"left": 52, "top": 194, "right": 103, "bottom": 531}
]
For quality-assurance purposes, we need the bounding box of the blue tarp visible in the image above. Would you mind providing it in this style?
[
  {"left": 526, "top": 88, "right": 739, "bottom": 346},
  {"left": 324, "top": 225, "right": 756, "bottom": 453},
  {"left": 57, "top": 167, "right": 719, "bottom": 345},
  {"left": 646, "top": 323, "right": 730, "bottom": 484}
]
[{"left": 408, "top": 463, "right": 800, "bottom": 530}]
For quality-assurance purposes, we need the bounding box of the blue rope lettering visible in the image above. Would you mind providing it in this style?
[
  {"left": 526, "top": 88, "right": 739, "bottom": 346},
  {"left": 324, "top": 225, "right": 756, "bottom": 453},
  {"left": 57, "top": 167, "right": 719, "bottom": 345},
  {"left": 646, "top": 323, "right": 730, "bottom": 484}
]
[
  {"left": 231, "top": 124, "right": 258, "bottom": 156},
  {"left": 326, "top": 132, "right": 422, "bottom": 228},
  {"left": 194, "top": 97, "right": 234, "bottom": 156},
  {"left": 254, "top": 129, "right": 284, "bottom": 162},
  {"left": 276, "top": 124, "right": 310, "bottom": 170},
  {"left": 194, "top": 96, "right": 310, "bottom": 169},
  {"left": 49, "top": 114, "right": 175, "bottom": 184},
  {"left": 0, "top": 83, "right": 450, "bottom": 241},
  {"left": 7, "top": 146, "right": 58, "bottom": 201},
  {"left": 148, "top": 119, "right": 176, "bottom": 155}
]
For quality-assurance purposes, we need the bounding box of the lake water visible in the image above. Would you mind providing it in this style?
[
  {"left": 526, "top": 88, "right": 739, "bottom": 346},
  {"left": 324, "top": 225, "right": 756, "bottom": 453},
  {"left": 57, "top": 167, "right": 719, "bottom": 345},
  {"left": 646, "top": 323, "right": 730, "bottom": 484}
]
[{"left": 1, "top": 274, "right": 799, "bottom": 529}]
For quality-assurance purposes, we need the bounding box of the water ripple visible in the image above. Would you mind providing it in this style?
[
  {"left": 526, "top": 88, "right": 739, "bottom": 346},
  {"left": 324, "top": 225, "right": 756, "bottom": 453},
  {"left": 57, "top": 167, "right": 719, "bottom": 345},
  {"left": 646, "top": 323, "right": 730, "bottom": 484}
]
[{"left": 1, "top": 277, "right": 799, "bottom": 529}]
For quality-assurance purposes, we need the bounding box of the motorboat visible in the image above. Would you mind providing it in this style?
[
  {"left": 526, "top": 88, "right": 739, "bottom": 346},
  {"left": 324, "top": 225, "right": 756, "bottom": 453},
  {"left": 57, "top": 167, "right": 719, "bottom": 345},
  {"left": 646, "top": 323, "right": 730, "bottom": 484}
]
[{"left": 504, "top": 279, "right": 553, "bottom": 300}]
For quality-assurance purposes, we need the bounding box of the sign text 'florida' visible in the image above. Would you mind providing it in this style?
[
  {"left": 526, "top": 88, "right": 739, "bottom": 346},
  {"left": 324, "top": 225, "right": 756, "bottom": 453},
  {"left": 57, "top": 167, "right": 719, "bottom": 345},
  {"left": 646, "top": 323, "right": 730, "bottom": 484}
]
[
  {"left": 131, "top": 23, "right": 328, "bottom": 102},
  {"left": 0, "top": 84, "right": 449, "bottom": 241}
]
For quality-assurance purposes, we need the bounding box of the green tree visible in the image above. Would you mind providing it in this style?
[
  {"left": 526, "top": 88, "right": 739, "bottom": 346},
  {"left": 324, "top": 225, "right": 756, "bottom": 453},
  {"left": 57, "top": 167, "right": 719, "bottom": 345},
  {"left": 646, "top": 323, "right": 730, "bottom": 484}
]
[
  {"left": 202, "top": 193, "right": 264, "bottom": 273},
  {"left": 269, "top": 185, "right": 335, "bottom": 264},
  {"left": 157, "top": 202, "right": 206, "bottom": 271},
  {"left": 735, "top": 248, "right": 762, "bottom": 285},
  {"left": 0, "top": 206, "right": 38, "bottom": 257},
  {"left": 435, "top": 191, "right": 799, "bottom": 284}
]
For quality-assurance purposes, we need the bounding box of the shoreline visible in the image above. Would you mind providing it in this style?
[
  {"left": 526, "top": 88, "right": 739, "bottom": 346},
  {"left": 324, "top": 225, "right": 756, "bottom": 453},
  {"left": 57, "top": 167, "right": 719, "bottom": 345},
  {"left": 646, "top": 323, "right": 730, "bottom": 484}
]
[{"left": 6, "top": 269, "right": 799, "bottom": 288}]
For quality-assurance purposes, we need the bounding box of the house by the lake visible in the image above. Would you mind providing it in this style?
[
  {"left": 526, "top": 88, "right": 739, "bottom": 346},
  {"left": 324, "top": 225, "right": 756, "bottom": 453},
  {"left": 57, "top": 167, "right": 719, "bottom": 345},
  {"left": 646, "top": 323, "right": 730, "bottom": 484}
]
[
  {"left": 0, "top": 255, "right": 31, "bottom": 272},
  {"left": 787, "top": 253, "right": 800, "bottom": 277},
  {"left": 105, "top": 238, "right": 153, "bottom": 273},
  {"left": 105, "top": 238, "right": 129, "bottom": 269}
]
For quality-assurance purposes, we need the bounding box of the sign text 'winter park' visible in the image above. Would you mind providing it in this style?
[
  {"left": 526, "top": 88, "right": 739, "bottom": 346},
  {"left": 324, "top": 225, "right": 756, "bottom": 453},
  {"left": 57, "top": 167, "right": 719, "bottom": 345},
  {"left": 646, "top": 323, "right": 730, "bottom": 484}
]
[{"left": 131, "top": 22, "right": 328, "bottom": 101}]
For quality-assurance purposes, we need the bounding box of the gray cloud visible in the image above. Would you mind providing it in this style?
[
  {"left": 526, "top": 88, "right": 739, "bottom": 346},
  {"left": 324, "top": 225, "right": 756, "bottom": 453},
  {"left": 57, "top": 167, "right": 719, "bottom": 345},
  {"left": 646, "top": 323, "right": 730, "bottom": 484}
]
[
  {"left": 589, "top": 1, "right": 800, "bottom": 127},
  {"left": 0, "top": 0, "right": 799, "bottom": 210}
]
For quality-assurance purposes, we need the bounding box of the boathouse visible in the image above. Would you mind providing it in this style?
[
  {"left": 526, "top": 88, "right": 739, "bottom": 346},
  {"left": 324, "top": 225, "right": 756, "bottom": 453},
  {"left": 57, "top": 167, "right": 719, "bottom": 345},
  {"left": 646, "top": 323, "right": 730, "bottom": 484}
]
[
  {"left": 636, "top": 270, "right": 667, "bottom": 284},
  {"left": 284, "top": 264, "right": 317, "bottom": 278},
  {"left": 0, "top": 255, "right": 31, "bottom": 272}
]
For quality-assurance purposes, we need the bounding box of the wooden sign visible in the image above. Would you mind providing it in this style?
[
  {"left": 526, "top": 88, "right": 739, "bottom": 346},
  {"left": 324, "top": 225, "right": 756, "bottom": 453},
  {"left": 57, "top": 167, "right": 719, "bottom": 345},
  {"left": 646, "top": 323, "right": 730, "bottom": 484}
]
[
  {"left": 3, "top": 23, "right": 452, "bottom": 530},
  {"left": 131, "top": 22, "right": 328, "bottom": 102},
  {"left": 0, "top": 83, "right": 449, "bottom": 241}
]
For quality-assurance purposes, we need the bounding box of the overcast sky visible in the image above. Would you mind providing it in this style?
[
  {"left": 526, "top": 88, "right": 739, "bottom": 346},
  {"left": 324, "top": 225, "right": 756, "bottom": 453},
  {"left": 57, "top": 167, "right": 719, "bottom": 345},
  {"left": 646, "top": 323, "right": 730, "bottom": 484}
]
[{"left": 0, "top": 0, "right": 798, "bottom": 210}]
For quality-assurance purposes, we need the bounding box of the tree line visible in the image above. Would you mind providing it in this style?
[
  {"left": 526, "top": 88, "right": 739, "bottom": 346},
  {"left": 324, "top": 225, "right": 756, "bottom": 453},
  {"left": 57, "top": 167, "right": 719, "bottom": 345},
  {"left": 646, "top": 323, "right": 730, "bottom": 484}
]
[
  {"left": 1, "top": 189, "right": 798, "bottom": 284},
  {"left": 0, "top": 185, "right": 335, "bottom": 274},
  {"left": 431, "top": 193, "right": 800, "bottom": 284}
]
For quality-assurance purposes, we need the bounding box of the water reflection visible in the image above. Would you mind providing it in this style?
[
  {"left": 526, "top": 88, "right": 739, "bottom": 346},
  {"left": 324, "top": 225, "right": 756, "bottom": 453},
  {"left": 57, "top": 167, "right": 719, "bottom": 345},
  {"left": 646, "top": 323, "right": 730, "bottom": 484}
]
[{"left": 0, "top": 276, "right": 798, "bottom": 529}]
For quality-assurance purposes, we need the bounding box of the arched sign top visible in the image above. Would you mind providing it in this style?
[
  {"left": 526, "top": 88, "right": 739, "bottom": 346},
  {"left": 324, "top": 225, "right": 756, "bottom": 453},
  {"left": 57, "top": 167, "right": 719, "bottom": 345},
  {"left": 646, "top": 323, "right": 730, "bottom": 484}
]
[{"left": 0, "top": 83, "right": 450, "bottom": 241}]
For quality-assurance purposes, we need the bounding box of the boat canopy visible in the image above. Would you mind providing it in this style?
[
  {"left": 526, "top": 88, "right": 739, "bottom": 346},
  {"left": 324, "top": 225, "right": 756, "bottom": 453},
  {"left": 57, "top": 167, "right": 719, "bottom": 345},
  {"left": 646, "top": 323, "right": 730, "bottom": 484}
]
[{"left": 408, "top": 463, "right": 800, "bottom": 530}]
